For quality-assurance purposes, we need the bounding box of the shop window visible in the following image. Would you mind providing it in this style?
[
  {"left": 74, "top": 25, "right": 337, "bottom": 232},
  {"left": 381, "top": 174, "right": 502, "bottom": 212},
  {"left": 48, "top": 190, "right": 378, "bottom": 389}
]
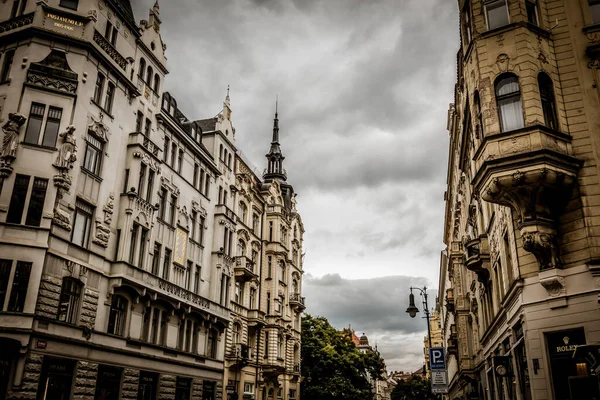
[
  {"left": 71, "top": 199, "right": 94, "bottom": 248},
  {"left": 94, "top": 365, "right": 123, "bottom": 400},
  {"left": 57, "top": 277, "right": 83, "bottom": 324},
  {"left": 546, "top": 328, "right": 587, "bottom": 400},
  {"left": 137, "top": 371, "right": 159, "bottom": 400},
  {"left": 485, "top": 0, "right": 509, "bottom": 30},
  {"left": 7, "top": 174, "right": 48, "bottom": 227},
  {"left": 495, "top": 74, "right": 524, "bottom": 132},
  {"left": 539, "top": 72, "right": 558, "bottom": 130},
  {"left": 82, "top": 134, "right": 104, "bottom": 176},
  {"left": 36, "top": 357, "right": 75, "bottom": 400},
  {"left": 202, "top": 381, "right": 215, "bottom": 400},
  {"left": 107, "top": 295, "right": 128, "bottom": 336},
  {"left": 0, "top": 259, "right": 31, "bottom": 312}
]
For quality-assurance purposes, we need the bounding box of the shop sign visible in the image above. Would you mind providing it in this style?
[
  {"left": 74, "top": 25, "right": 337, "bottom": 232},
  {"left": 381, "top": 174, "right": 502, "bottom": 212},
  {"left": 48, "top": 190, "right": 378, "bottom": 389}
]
[
  {"left": 547, "top": 329, "right": 586, "bottom": 357},
  {"left": 43, "top": 12, "right": 86, "bottom": 36}
]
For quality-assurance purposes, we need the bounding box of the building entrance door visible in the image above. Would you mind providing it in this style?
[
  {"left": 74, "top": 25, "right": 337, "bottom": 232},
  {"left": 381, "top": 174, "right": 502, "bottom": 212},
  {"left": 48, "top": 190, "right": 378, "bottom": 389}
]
[
  {"left": 546, "top": 328, "right": 587, "bottom": 400},
  {"left": 0, "top": 338, "right": 19, "bottom": 400}
]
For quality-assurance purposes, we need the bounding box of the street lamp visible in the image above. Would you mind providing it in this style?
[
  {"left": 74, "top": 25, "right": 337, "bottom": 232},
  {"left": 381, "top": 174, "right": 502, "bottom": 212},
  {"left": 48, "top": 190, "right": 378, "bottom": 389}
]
[{"left": 406, "top": 287, "right": 432, "bottom": 350}]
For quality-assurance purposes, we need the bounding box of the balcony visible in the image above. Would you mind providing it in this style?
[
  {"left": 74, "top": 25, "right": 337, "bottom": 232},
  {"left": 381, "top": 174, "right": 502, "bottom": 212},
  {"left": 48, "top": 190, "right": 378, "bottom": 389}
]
[
  {"left": 473, "top": 125, "right": 582, "bottom": 270},
  {"left": 289, "top": 293, "right": 305, "bottom": 311},
  {"left": 93, "top": 30, "right": 127, "bottom": 71},
  {"left": 235, "top": 256, "right": 257, "bottom": 282},
  {"left": 464, "top": 234, "right": 491, "bottom": 283},
  {"left": 215, "top": 204, "right": 236, "bottom": 223},
  {"left": 445, "top": 288, "right": 455, "bottom": 313},
  {"left": 0, "top": 12, "right": 34, "bottom": 34},
  {"left": 247, "top": 309, "right": 266, "bottom": 327}
]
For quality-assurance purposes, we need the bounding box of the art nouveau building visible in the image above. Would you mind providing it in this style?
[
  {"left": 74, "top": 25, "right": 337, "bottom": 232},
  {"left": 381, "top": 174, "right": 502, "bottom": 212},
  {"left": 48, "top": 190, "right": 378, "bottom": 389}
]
[
  {"left": 222, "top": 110, "right": 305, "bottom": 400},
  {"left": 0, "top": 1, "right": 304, "bottom": 400},
  {"left": 439, "top": 1, "right": 600, "bottom": 399}
]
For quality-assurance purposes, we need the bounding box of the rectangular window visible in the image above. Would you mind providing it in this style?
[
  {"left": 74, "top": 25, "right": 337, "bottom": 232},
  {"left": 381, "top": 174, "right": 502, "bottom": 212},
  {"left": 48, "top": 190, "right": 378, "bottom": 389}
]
[
  {"left": 24, "top": 177, "right": 47, "bottom": 227},
  {"left": 526, "top": 0, "right": 539, "bottom": 26},
  {"left": 191, "top": 210, "right": 197, "bottom": 241},
  {"left": 163, "top": 137, "right": 170, "bottom": 163},
  {"left": 244, "top": 383, "right": 254, "bottom": 394},
  {"left": 178, "top": 149, "right": 184, "bottom": 174},
  {"left": 462, "top": 3, "right": 472, "bottom": 45},
  {"left": 137, "top": 371, "right": 159, "bottom": 400},
  {"left": 267, "top": 292, "right": 271, "bottom": 314},
  {"left": 0, "top": 260, "right": 11, "bottom": 310},
  {"left": 123, "top": 169, "right": 130, "bottom": 193},
  {"left": 159, "top": 188, "right": 167, "bottom": 220},
  {"left": 104, "top": 21, "right": 117, "bottom": 46},
  {"left": 162, "top": 249, "right": 171, "bottom": 280},
  {"left": 138, "top": 227, "right": 148, "bottom": 269},
  {"left": 104, "top": 83, "right": 115, "bottom": 113},
  {"left": 129, "top": 224, "right": 139, "bottom": 265},
  {"left": 169, "top": 195, "right": 177, "bottom": 225},
  {"left": 194, "top": 265, "right": 200, "bottom": 293},
  {"left": 187, "top": 261, "right": 193, "bottom": 290},
  {"left": 0, "top": 50, "right": 14, "bottom": 83},
  {"left": 7, "top": 261, "right": 31, "bottom": 312},
  {"left": 23, "top": 103, "right": 45, "bottom": 145},
  {"left": 83, "top": 135, "right": 103, "bottom": 176},
  {"left": 170, "top": 143, "right": 177, "bottom": 169},
  {"left": 144, "top": 118, "right": 151, "bottom": 136},
  {"left": 136, "top": 111, "right": 144, "bottom": 133},
  {"left": 199, "top": 216, "right": 205, "bottom": 245},
  {"left": 71, "top": 199, "right": 94, "bottom": 248},
  {"left": 193, "top": 164, "right": 199, "bottom": 188},
  {"left": 591, "top": 0, "right": 600, "bottom": 24},
  {"left": 264, "top": 332, "right": 269, "bottom": 358},
  {"left": 93, "top": 73, "right": 105, "bottom": 104},
  {"left": 57, "top": 278, "right": 82, "bottom": 324},
  {"left": 41, "top": 106, "right": 62, "bottom": 148},
  {"left": 7, "top": 174, "right": 30, "bottom": 224},
  {"left": 59, "top": 0, "right": 78, "bottom": 10},
  {"left": 94, "top": 365, "right": 123, "bottom": 400},
  {"left": 249, "top": 288, "right": 256, "bottom": 309},
  {"left": 151, "top": 242, "right": 161, "bottom": 275},
  {"left": 486, "top": 0, "right": 509, "bottom": 30},
  {"left": 138, "top": 164, "right": 147, "bottom": 199},
  {"left": 146, "top": 170, "right": 155, "bottom": 203}
]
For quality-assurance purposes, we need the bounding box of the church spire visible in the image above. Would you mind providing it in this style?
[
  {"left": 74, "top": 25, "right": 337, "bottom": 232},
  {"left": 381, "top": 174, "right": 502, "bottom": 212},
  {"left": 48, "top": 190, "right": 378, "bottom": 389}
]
[{"left": 263, "top": 97, "right": 287, "bottom": 182}]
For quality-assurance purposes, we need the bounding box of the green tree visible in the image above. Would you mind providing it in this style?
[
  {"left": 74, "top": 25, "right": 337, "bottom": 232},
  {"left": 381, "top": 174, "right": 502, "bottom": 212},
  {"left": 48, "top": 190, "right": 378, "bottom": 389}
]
[
  {"left": 301, "top": 314, "right": 385, "bottom": 400},
  {"left": 390, "top": 375, "right": 441, "bottom": 400}
]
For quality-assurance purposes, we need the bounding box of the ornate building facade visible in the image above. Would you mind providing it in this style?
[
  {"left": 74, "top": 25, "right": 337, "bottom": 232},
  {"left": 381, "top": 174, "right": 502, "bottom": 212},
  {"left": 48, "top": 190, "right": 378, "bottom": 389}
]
[
  {"left": 0, "top": 1, "right": 304, "bottom": 400},
  {"left": 439, "top": 1, "right": 600, "bottom": 399}
]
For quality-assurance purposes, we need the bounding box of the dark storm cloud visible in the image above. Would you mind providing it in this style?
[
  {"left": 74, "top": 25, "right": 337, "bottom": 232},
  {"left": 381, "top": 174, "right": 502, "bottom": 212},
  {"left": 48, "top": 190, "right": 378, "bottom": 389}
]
[
  {"left": 131, "top": 0, "right": 458, "bottom": 371},
  {"left": 303, "top": 274, "right": 438, "bottom": 371}
]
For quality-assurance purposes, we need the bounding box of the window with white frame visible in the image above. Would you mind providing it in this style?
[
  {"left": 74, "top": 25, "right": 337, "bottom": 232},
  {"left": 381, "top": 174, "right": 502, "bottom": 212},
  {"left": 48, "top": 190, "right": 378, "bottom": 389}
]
[
  {"left": 71, "top": 199, "right": 94, "bottom": 248},
  {"left": 485, "top": 0, "right": 509, "bottom": 30},
  {"left": 495, "top": 74, "right": 524, "bottom": 132},
  {"left": 82, "top": 134, "right": 104, "bottom": 176}
]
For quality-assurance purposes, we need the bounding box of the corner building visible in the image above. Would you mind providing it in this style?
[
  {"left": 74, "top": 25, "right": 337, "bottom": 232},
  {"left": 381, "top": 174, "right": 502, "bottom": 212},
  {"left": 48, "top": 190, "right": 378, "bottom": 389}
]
[
  {"left": 0, "top": 1, "right": 304, "bottom": 400},
  {"left": 440, "top": 1, "right": 600, "bottom": 399}
]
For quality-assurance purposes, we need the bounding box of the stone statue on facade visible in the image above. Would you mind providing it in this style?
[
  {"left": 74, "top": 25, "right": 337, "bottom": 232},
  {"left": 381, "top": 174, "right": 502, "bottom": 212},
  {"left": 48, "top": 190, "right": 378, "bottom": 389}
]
[
  {"left": 53, "top": 125, "right": 77, "bottom": 171},
  {"left": 522, "top": 230, "right": 562, "bottom": 270},
  {"left": 1, "top": 113, "right": 26, "bottom": 160}
]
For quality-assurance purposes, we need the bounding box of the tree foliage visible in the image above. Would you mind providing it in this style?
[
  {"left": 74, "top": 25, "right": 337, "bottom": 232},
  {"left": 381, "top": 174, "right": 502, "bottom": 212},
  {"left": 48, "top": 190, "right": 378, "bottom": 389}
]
[
  {"left": 301, "top": 314, "right": 386, "bottom": 400},
  {"left": 390, "top": 375, "right": 441, "bottom": 400}
]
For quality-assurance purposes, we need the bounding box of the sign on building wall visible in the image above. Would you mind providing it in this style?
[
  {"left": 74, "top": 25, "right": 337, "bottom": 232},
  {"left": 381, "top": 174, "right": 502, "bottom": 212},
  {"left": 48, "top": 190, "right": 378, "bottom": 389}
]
[{"left": 429, "top": 347, "right": 449, "bottom": 394}]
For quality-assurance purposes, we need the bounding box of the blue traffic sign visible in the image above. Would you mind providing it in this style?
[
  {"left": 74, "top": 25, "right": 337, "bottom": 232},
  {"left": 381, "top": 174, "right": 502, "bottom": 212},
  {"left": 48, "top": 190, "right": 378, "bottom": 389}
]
[{"left": 429, "top": 347, "right": 446, "bottom": 371}]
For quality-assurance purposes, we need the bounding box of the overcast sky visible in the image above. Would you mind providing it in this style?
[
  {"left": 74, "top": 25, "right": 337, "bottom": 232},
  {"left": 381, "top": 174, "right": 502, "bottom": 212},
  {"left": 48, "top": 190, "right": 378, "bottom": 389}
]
[{"left": 131, "top": 0, "right": 459, "bottom": 372}]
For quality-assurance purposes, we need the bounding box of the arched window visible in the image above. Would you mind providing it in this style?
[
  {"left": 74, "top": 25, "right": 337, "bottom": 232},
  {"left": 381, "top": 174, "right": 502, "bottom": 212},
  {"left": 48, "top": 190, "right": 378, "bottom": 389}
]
[
  {"left": 57, "top": 277, "right": 83, "bottom": 324},
  {"left": 107, "top": 294, "right": 128, "bottom": 336},
  {"left": 153, "top": 73, "right": 160, "bottom": 93},
  {"left": 238, "top": 240, "right": 246, "bottom": 257},
  {"left": 538, "top": 72, "right": 558, "bottom": 130},
  {"left": 139, "top": 58, "right": 146, "bottom": 78},
  {"left": 474, "top": 90, "right": 484, "bottom": 137},
  {"left": 146, "top": 66, "right": 153, "bottom": 84},
  {"left": 232, "top": 323, "right": 240, "bottom": 345},
  {"left": 495, "top": 74, "right": 524, "bottom": 132}
]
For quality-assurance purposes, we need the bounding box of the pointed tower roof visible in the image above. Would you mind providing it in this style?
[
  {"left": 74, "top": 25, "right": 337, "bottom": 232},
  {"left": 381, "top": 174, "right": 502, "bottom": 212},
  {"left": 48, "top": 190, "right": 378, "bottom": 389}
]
[{"left": 263, "top": 97, "right": 287, "bottom": 182}]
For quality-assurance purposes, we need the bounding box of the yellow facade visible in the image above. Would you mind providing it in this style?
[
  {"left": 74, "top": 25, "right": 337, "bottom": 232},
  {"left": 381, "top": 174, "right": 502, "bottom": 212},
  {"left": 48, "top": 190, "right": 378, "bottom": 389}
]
[{"left": 440, "top": 1, "right": 600, "bottom": 399}]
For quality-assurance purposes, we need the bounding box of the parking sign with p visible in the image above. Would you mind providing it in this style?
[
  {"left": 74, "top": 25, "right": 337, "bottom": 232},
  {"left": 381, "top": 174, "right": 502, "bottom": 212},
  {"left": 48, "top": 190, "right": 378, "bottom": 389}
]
[{"left": 429, "top": 347, "right": 446, "bottom": 371}]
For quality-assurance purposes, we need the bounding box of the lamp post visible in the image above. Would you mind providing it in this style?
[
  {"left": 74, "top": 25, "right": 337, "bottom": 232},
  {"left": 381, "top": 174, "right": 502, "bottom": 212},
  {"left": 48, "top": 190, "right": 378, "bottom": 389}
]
[{"left": 406, "top": 286, "right": 432, "bottom": 351}]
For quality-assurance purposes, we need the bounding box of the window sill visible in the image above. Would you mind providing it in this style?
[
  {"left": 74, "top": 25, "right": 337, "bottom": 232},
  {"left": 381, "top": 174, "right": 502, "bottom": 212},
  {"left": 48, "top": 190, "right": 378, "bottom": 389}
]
[
  {"left": 157, "top": 218, "right": 176, "bottom": 230},
  {"left": 279, "top": 280, "right": 287, "bottom": 286},
  {"left": 20, "top": 142, "right": 57, "bottom": 152},
  {"left": 0, "top": 79, "right": 11, "bottom": 86},
  {"left": 2, "top": 221, "right": 48, "bottom": 230},
  {"left": 90, "top": 99, "right": 114, "bottom": 120},
  {"left": 583, "top": 23, "right": 600, "bottom": 34},
  {"left": 80, "top": 167, "right": 103, "bottom": 182}
]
